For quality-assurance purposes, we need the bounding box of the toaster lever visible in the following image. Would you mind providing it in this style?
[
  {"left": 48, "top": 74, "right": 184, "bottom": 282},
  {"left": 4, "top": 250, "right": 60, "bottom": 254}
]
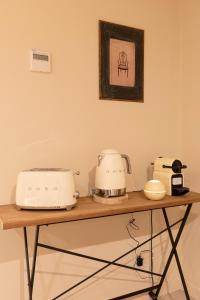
[
  {"left": 73, "top": 171, "right": 80, "bottom": 175},
  {"left": 74, "top": 191, "right": 80, "bottom": 199}
]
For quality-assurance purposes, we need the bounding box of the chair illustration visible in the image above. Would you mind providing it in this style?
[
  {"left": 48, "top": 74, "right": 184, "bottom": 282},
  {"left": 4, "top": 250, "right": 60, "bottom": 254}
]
[{"left": 118, "top": 51, "right": 128, "bottom": 77}]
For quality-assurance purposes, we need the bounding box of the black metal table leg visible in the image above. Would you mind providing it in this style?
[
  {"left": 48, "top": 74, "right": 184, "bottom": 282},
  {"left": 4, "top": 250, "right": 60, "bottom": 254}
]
[
  {"left": 149, "top": 290, "right": 158, "bottom": 299},
  {"left": 155, "top": 204, "right": 192, "bottom": 299},
  {"left": 23, "top": 226, "right": 40, "bottom": 300},
  {"left": 22, "top": 205, "right": 192, "bottom": 300},
  {"left": 162, "top": 207, "right": 190, "bottom": 300},
  {"left": 24, "top": 227, "right": 32, "bottom": 300}
]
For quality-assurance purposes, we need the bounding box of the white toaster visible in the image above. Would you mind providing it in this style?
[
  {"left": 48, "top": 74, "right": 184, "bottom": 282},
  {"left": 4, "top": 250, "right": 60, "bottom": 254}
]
[{"left": 16, "top": 168, "right": 79, "bottom": 210}]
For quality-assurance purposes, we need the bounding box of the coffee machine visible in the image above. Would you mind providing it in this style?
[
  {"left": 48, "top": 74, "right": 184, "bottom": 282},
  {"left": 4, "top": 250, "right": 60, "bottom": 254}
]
[{"left": 153, "top": 157, "right": 189, "bottom": 196}]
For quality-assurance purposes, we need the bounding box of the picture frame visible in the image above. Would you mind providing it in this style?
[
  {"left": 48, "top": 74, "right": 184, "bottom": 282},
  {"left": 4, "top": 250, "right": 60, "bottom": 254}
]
[{"left": 99, "top": 20, "right": 144, "bottom": 102}]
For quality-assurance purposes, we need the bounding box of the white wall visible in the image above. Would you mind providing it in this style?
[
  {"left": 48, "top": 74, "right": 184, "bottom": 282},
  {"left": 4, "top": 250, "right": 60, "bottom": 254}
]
[
  {"left": 0, "top": 0, "right": 184, "bottom": 299},
  {"left": 179, "top": 0, "right": 200, "bottom": 298}
]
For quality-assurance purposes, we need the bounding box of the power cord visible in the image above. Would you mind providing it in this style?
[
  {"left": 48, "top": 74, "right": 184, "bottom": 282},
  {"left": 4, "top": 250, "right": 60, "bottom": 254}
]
[
  {"left": 126, "top": 212, "right": 154, "bottom": 281},
  {"left": 126, "top": 216, "right": 140, "bottom": 257}
]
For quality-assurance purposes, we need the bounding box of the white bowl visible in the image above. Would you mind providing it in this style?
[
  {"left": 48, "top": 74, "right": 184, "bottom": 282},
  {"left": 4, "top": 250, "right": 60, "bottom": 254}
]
[{"left": 144, "top": 180, "right": 166, "bottom": 201}]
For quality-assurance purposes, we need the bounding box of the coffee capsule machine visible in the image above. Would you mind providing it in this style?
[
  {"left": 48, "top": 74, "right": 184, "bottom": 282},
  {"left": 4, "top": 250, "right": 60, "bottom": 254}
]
[{"left": 153, "top": 157, "right": 190, "bottom": 196}]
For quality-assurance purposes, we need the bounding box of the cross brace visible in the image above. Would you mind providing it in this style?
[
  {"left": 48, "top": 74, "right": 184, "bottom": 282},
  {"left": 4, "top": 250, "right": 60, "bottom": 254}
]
[{"left": 23, "top": 204, "right": 192, "bottom": 300}]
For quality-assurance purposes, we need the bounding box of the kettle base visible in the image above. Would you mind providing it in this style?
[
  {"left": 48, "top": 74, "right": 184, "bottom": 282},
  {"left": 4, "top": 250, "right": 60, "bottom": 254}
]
[
  {"left": 94, "top": 188, "right": 126, "bottom": 198},
  {"left": 93, "top": 194, "right": 128, "bottom": 205}
]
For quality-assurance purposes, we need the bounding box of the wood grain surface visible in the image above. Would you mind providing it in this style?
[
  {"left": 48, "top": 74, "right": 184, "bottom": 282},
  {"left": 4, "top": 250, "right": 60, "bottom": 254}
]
[{"left": 0, "top": 191, "right": 200, "bottom": 230}]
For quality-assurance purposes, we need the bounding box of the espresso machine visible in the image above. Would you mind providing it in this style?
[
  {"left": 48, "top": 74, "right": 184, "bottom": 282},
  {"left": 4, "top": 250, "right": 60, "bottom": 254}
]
[{"left": 153, "top": 157, "right": 189, "bottom": 196}]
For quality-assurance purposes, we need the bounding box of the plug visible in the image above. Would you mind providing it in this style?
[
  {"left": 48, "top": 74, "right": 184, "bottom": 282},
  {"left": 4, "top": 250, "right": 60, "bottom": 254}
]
[{"left": 136, "top": 255, "right": 143, "bottom": 267}]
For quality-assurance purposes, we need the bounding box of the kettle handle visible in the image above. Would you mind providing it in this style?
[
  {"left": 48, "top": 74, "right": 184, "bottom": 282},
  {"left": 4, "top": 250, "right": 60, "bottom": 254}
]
[
  {"left": 97, "top": 155, "right": 103, "bottom": 166},
  {"left": 121, "top": 154, "right": 132, "bottom": 174}
]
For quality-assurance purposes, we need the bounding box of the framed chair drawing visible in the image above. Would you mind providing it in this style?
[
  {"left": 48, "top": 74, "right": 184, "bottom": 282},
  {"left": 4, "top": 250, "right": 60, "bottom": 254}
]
[{"left": 99, "top": 21, "right": 144, "bottom": 102}]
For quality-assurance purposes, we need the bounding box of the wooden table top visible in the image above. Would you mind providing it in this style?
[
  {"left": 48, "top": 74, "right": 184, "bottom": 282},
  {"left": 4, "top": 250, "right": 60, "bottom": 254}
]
[{"left": 0, "top": 191, "right": 200, "bottom": 230}]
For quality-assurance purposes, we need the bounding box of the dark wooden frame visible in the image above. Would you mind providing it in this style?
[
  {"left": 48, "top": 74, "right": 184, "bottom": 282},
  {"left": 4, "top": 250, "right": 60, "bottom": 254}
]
[{"left": 99, "top": 20, "right": 144, "bottom": 102}]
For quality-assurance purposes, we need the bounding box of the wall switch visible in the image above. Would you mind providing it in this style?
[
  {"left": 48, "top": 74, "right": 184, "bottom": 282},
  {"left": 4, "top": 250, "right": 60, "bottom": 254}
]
[{"left": 30, "top": 49, "right": 51, "bottom": 73}]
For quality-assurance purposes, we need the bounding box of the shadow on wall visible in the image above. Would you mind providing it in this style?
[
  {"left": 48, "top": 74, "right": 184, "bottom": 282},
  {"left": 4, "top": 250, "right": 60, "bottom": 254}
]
[{"left": 88, "top": 167, "right": 96, "bottom": 195}]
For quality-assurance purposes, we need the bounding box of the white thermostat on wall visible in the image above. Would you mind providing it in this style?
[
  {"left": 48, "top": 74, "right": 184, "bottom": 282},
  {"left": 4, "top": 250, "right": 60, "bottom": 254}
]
[{"left": 30, "top": 49, "right": 51, "bottom": 73}]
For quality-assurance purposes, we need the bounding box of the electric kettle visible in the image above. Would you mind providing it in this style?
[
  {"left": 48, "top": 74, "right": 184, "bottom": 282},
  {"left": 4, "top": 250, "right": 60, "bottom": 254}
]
[{"left": 94, "top": 149, "right": 132, "bottom": 198}]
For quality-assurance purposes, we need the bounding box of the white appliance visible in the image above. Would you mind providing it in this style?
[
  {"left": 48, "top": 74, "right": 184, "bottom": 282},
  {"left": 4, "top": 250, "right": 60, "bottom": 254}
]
[
  {"left": 153, "top": 157, "right": 189, "bottom": 196},
  {"left": 16, "top": 168, "right": 79, "bottom": 210},
  {"left": 94, "top": 149, "right": 132, "bottom": 198}
]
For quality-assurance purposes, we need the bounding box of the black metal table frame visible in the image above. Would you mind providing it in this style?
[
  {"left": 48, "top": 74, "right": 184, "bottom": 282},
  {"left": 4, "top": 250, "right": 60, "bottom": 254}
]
[{"left": 23, "top": 204, "right": 192, "bottom": 300}]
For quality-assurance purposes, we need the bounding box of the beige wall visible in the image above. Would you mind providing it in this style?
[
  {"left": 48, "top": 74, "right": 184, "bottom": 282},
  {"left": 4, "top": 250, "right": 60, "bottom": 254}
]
[
  {"left": 179, "top": 0, "right": 200, "bottom": 298},
  {"left": 0, "top": 0, "right": 181, "bottom": 203},
  {"left": 0, "top": 0, "right": 186, "bottom": 299}
]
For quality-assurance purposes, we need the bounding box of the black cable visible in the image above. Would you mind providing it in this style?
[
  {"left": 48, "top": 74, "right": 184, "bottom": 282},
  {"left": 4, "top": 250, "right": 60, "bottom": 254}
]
[
  {"left": 126, "top": 214, "right": 153, "bottom": 280},
  {"left": 126, "top": 216, "right": 140, "bottom": 257}
]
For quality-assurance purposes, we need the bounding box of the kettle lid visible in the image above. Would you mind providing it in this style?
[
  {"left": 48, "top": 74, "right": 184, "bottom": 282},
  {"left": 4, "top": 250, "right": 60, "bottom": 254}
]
[{"left": 100, "top": 149, "right": 119, "bottom": 155}]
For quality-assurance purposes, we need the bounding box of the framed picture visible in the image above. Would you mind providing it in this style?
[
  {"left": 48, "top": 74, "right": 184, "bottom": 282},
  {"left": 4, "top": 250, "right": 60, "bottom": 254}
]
[{"left": 99, "top": 20, "right": 144, "bottom": 102}]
